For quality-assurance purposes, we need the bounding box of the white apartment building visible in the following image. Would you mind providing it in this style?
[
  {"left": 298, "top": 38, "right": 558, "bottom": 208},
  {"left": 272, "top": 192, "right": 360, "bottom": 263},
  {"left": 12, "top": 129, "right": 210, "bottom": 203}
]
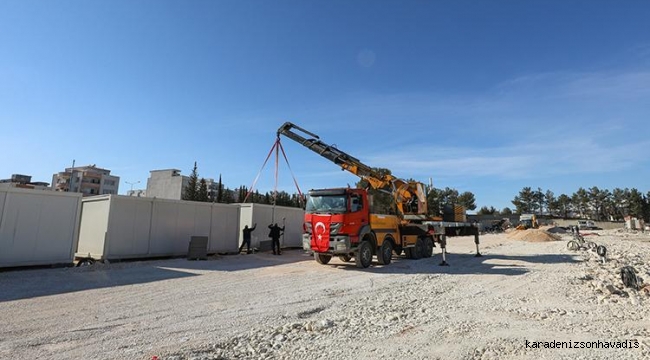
[
  {"left": 52, "top": 165, "right": 119, "bottom": 196},
  {"left": 145, "top": 169, "right": 220, "bottom": 200}
]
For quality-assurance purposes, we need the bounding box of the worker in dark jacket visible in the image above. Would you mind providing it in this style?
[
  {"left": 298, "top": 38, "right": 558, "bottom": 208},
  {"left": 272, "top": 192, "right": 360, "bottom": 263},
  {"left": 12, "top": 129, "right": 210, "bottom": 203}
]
[
  {"left": 268, "top": 223, "right": 285, "bottom": 255},
  {"left": 239, "top": 223, "right": 257, "bottom": 254}
]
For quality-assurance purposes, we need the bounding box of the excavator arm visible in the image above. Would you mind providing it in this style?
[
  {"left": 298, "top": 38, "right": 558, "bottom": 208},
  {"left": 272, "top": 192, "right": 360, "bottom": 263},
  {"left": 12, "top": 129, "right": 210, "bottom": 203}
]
[{"left": 277, "top": 122, "right": 428, "bottom": 217}]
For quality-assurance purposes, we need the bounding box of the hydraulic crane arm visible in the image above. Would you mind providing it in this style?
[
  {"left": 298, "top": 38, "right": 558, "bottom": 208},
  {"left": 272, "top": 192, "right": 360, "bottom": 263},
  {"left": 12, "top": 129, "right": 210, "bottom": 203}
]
[{"left": 277, "top": 122, "right": 428, "bottom": 217}]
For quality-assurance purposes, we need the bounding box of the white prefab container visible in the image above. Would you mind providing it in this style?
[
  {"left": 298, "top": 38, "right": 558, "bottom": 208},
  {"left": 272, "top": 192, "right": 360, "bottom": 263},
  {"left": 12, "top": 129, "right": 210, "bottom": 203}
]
[
  {"left": 237, "top": 203, "right": 305, "bottom": 249},
  {"left": 77, "top": 195, "right": 240, "bottom": 261},
  {"left": 0, "top": 187, "right": 82, "bottom": 268}
]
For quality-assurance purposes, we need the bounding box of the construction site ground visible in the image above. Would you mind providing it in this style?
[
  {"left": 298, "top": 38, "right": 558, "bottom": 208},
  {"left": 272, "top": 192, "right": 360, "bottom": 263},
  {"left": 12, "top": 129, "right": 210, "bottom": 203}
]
[{"left": 1, "top": 229, "right": 649, "bottom": 360}]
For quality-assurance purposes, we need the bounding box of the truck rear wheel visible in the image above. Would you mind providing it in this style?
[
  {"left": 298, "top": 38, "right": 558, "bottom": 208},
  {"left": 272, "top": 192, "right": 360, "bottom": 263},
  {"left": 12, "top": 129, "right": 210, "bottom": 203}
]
[
  {"left": 315, "top": 253, "right": 332, "bottom": 265},
  {"left": 355, "top": 241, "right": 372, "bottom": 268},
  {"left": 412, "top": 238, "right": 424, "bottom": 260},
  {"left": 424, "top": 237, "right": 434, "bottom": 258},
  {"left": 377, "top": 241, "right": 393, "bottom": 265}
]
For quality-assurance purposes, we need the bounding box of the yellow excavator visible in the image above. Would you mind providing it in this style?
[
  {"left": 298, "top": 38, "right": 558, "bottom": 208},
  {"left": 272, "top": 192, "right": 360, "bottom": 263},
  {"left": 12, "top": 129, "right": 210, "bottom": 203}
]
[{"left": 516, "top": 214, "right": 538, "bottom": 230}]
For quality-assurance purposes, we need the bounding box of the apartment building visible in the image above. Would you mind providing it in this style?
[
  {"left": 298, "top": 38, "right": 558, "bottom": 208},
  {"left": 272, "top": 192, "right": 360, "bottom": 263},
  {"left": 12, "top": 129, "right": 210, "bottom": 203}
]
[
  {"left": 145, "top": 169, "right": 220, "bottom": 200},
  {"left": 52, "top": 165, "right": 119, "bottom": 196},
  {"left": 0, "top": 174, "right": 50, "bottom": 190},
  {"left": 145, "top": 169, "right": 189, "bottom": 200}
]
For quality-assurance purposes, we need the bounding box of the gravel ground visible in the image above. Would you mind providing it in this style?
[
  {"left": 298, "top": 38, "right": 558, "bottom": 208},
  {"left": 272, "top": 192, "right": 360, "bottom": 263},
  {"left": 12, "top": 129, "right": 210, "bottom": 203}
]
[{"left": 1, "top": 229, "right": 649, "bottom": 360}]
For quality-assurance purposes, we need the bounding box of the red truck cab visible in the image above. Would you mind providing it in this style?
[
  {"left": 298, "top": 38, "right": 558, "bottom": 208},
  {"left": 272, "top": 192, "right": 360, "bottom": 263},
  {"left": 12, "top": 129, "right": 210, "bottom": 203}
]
[{"left": 302, "top": 188, "right": 369, "bottom": 254}]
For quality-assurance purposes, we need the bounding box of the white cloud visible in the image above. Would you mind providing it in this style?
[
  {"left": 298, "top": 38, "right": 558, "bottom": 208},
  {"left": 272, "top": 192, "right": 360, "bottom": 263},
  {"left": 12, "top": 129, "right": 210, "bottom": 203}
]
[{"left": 360, "top": 134, "right": 650, "bottom": 182}]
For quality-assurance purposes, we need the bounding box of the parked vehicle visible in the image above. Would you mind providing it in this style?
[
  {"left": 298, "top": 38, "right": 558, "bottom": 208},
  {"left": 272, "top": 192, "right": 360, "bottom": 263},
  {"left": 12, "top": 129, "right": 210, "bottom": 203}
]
[{"left": 577, "top": 220, "right": 597, "bottom": 230}]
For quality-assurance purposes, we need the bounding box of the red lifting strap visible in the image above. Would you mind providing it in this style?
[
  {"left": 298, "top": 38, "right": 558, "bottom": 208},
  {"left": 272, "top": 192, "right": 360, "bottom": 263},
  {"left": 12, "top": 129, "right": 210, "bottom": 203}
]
[
  {"left": 244, "top": 137, "right": 304, "bottom": 205},
  {"left": 244, "top": 139, "right": 277, "bottom": 203},
  {"left": 277, "top": 138, "right": 304, "bottom": 202}
]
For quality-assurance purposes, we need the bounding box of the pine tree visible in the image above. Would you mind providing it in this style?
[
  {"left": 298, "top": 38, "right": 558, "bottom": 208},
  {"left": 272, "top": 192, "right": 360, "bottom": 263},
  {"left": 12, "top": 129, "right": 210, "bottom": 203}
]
[
  {"left": 572, "top": 188, "right": 589, "bottom": 218},
  {"left": 457, "top": 191, "right": 477, "bottom": 211},
  {"left": 512, "top": 187, "right": 535, "bottom": 214},
  {"left": 627, "top": 188, "right": 644, "bottom": 218},
  {"left": 198, "top": 178, "right": 209, "bottom": 202},
  {"left": 217, "top": 174, "right": 224, "bottom": 203},
  {"left": 183, "top": 161, "right": 199, "bottom": 201},
  {"left": 223, "top": 187, "right": 235, "bottom": 203}
]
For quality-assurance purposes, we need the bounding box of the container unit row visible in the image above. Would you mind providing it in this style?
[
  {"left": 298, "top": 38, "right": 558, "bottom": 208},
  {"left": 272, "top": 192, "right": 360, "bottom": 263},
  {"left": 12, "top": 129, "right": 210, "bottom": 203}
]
[
  {"left": 0, "top": 188, "right": 82, "bottom": 268},
  {"left": 1, "top": 189, "right": 305, "bottom": 268}
]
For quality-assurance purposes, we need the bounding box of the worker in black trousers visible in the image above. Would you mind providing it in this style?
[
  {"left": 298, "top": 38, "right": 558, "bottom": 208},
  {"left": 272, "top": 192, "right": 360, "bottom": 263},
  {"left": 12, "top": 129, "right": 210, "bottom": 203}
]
[
  {"left": 238, "top": 224, "right": 257, "bottom": 254},
  {"left": 268, "top": 223, "right": 285, "bottom": 255}
]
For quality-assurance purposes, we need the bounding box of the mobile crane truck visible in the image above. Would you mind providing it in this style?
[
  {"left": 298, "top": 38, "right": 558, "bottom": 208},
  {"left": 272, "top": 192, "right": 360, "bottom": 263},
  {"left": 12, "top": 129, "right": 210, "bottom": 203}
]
[{"left": 277, "top": 122, "right": 480, "bottom": 268}]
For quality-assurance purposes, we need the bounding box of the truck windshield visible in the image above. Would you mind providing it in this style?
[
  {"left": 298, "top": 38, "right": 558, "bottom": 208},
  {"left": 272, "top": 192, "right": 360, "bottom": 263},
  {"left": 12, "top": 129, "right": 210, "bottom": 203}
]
[{"left": 306, "top": 195, "right": 347, "bottom": 213}]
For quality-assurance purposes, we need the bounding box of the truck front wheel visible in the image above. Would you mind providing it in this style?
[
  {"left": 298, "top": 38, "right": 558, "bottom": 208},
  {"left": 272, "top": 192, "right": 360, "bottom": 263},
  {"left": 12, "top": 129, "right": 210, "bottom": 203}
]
[
  {"left": 355, "top": 241, "right": 372, "bottom": 268},
  {"left": 315, "top": 253, "right": 332, "bottom": 265}
]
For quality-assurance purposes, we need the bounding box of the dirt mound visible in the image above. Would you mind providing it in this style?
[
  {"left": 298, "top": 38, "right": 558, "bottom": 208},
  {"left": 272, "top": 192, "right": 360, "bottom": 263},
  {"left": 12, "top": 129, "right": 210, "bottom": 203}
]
[
  {"left": 545, "top": 226, "right": 568, "bottom": 234},
  {"left": 506, "top": 228, "right": 562, "bottom": 242}
]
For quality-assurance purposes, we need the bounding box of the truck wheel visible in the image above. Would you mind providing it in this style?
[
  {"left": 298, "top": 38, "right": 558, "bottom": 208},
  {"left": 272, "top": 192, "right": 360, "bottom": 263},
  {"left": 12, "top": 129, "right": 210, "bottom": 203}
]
[
  {"left": 377, "top": 241, "right": 393, "bottom": 265},
  {"left": 338, "top": 255, "right": 352, "bottom": 262},
  {"left": 412, "top": 238, "right": 424, "bottom": 260},
  {"left": 424, "top": 238, "right": 434, "bottom": 258},
  {"left": 315, "top": 253, "right": 332, "bottom": 265},
  {"left": 355, "top": 241, "right": 372, "bottom": 268},
  {"left": 405, "top": 247, "right": 413, "bottom": 259}
]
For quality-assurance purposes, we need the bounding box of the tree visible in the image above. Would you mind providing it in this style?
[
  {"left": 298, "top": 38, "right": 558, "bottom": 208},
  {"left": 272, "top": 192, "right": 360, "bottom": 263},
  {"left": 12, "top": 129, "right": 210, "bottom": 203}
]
[
  {"left": 426, "top": 187, "right": 443, "bottom": 216},
  {"left": 426, "top": 186, "right": 475, "bottom": 216},
  {"left": 237, "top": 185, "right": 248, "bottom": 202},
  {"left": 545, "top": 190, "right": 557, "bottom": 217},
  {"left": 291, "top": 193, "right": 305, "bottom": 208},
  {"left": 627, "top": 188, "right": 644, "bottom": 218},
  {"left": 532, "top": 187, "right": 545, "bottom": 215},
  {"left": 588, "top": 187, "right": 609, "bottom": 221},
  {"left": 222, "top": 187, "right": 236, "bottom": 203},
  {"left": 440, "top": 187, "right": 460, "bottom": 205},
  {"left": 512, "top": 187, "right": 535, "bottom": 214},
  {"left": 644, "top": 192, "right": 650, "bottom": 222},
  {"left": 477, "top": 206, "right": 497, "bottom": 215},
  {"left": 609, "top": 188, "right": 627, "bottom": 221},
  {"left": 274, "top": 191, "right": 293, "bottom": 206},
  {"left": 501, "top": 207, "right": 513, "bottom": 215},
  {"left": 216, "top": 175, "right": 224, "bottom": 203},
  {"left": 572, "top": 188, "right": 589, "bottom": 218},
  {"left": 198, "top": 178, "right": 209, "bottom": 202},
  {"left": 556, "top": 194, "right": 572, "bottom": 219},
  {"left": 183, "top": 161, "right": 199, "bottom": 201},
  {"left": 457, "top": 191, "right": 477, "bottom": 211}
]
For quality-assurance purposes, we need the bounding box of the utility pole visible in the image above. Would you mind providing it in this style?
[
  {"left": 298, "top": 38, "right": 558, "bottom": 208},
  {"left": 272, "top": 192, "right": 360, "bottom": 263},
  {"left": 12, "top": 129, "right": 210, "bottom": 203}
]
[
  {"left": 125, "top": 181, "right": 140, "bottom": 193},
  {"left": 70, "top": 159, "right": 76, "bottom": 192}
]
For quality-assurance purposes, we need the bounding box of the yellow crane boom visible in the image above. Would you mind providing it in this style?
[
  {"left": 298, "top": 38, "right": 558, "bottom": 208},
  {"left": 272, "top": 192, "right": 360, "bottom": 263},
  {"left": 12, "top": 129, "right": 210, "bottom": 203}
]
[{"left": 277, "top": 122, "right": 428, "bottom": 217}]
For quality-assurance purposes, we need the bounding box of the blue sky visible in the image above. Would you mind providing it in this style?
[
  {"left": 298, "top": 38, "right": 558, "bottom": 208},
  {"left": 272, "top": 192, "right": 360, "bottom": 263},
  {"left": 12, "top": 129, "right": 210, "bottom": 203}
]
[{"left": 1, "top": 1, "right": 649, "bottom": 210}]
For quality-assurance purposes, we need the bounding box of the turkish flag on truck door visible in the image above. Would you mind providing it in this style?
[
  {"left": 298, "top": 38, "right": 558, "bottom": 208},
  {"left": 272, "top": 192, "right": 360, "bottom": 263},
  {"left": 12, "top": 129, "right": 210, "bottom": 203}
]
[{"left": 311, "top": 214, "right": 331, "bottom": 252}]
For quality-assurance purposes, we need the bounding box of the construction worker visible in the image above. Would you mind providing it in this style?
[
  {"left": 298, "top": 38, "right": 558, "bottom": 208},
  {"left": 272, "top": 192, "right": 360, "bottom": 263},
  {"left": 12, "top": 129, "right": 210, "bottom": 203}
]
[
  {"left": 238, "top": 224, "right": 257, "bottom": 254},
  {"left": 268, "top": 223, "right": 285, "bottom": 255}
]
